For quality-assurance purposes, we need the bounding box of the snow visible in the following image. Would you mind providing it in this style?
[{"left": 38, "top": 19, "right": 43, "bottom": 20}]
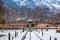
[
  {"left": 13, "top": 0, "right": 59, "bottom": 9},
  {"left": 20, "top": 0, "right": 27, "bottom": 6},
  {"left": 24, "top": 32, "right": 30, "bottom": 40},
  {"left": 13, "top": 31, "right": 27, "bottom": 40},
  {"left": 31, "top": 31, "right": 40, "bottom": 40},
  {"left": 14, "top": 0, "right": 18, "bottom": 2},
  {"left": 13, "top": 29, "right": 60, "bottom": 40},
  {"left": 36, "top": 29, "right": 60, "bottom": 40},
  {"left": 25, "top": 31, "right": 40, "bottom": 40},
  {"left": 0, "top": 30, "right": 23, "bottom": 40},
  {"left": 52, "top": 4, "right": 60, "bottom": 9},
  {"left": 3, "top": 0, "right": 60, "bottom": 11},
  {"left": 0, "top": 29, "right": 60, "bottom": 40}
]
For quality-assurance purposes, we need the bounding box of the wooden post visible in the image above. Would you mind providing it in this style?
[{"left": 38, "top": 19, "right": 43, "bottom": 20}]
[
  {"left": 42, "top": 29, "right": 43, "bottom": 36},
  {"left": 54, "top": 37, "right": 57, "bottom": 40},
  {"left": 2, "top": 25, "right": 4, "bottom": 32},
  {"left": 46, "top": 29, "right": 48, "bottom": 31},
  {"left": 8, "top": 33, "right": 10, "bottom": 40},
  {"left": 15, "top": 31, "right": 17, "bottom": 38},
  {"left": 23, "top": 28, "right": 24, "bottom": 32},
  {"left": 16, "top": 32, "right": 18, "bottom": 37},
  {"left": 50, "top": 36, "right": 51, "bottom": 40},
  {"left": 12, "top": 36, "right": 14, "bottom": 40},
  {"left": 42, "top": 31, "right": 43, "bottom": 36}
]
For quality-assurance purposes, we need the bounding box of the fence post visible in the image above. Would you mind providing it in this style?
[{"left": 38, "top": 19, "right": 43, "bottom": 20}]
[
  {"left": 42, "top": 29, "right": 43, "bottom": 36},
  {"left": 12, "top": 36, "right": 14, "bottom": 40},
  {"left": 15, "top": 31, "right": 17, "bottom": 38},
  {"left": 8, "top": 33, "right": 10, "bottom": 40},
  {"left": 50, "top": 36, "right": 51, "bottom": 40},
  {"left": 54, "top": 37, "right": 57, "bottom": 40}
]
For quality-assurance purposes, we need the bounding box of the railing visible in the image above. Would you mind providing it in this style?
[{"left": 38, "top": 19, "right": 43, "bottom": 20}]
[{"left": 0, "top": 24, "right": 58, "bottom": 30}]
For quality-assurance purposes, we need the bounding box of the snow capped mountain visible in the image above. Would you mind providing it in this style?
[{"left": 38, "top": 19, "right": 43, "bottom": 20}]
[
  {"left": 2, "top": 0, "right": 60, "bottom": 22},
  {"left": 2, "top": 0, "right": 60, "bottom": 14},
  {"left": 3, "top": 0, "right": 60, "bottom": 9},
  {"left": 13, "top": 0, "right": 60, "bottom": 9},
  {"left": 2, "top": 0, "right": 20, "bottom": 9}
]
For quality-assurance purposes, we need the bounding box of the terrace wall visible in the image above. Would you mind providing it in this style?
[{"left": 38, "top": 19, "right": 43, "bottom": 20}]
[{"left": 35, "top": 23, "right": 56, "bottom": 27}]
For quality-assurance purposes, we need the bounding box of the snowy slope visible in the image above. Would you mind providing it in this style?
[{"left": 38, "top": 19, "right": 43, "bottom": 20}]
[
  {"left": 13, "top": 0, "right": 60, "bottom": 9},
  {"left": 3, "top": 0, "right": 60, "bottom": 9},
  {"left": 2, "top": 0, "right": 60, "bottom": 14}
]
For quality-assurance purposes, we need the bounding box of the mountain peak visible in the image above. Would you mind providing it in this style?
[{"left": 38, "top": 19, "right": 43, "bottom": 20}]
[
  {"left": 13, "top": 0, "right": 60, "bottom": 9},
  {"left": 3, "top": 0, "right": 60, "bottom": 13}
]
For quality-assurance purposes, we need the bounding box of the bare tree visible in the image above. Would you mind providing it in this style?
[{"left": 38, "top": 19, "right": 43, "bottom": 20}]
[{"left": 0, "top": 0, "right": 6, "bottom": 24}]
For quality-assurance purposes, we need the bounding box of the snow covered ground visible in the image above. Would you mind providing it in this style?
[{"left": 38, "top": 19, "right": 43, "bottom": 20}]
[
  {"left": 0, "top": 29, "right": 60, "bottom": 40},
  {"left": 13, "top": 31, "right": 27, "bottom": 40},
  {"left": 0, "top": 30, "right": 23, "bottom": 40},
  {"left": 35, "top": 29, "right": 60, "bottom": 40},
  {"left": 25, "top": 31, "right": 40, "bottom": 40}
]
